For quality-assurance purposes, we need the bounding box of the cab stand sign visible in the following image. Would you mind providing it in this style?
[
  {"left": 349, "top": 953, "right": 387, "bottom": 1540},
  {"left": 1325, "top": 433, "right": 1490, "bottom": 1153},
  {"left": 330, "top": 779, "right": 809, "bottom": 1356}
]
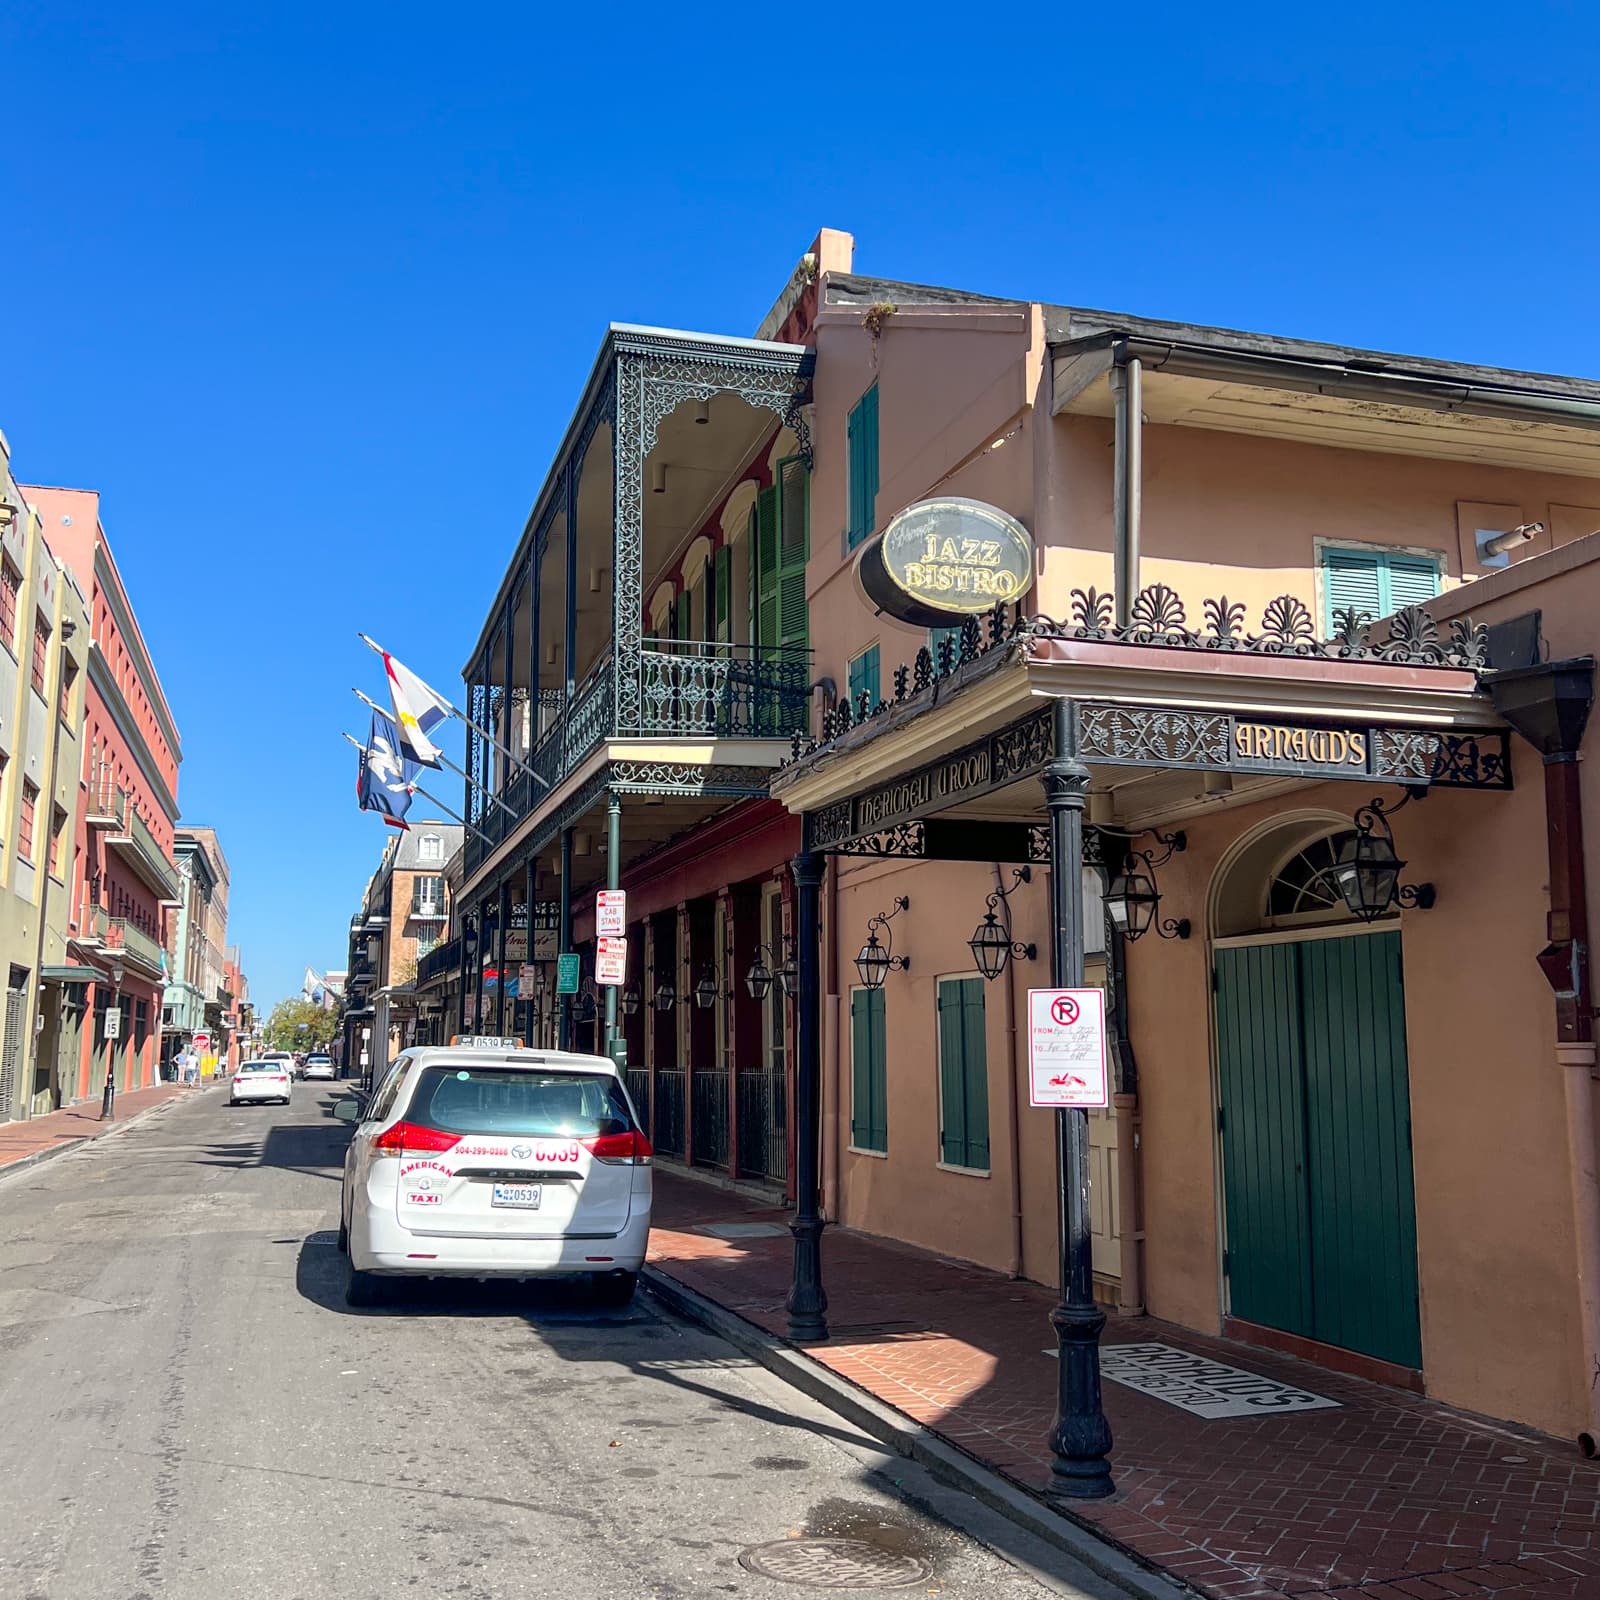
[
  {"left": 856, "top": 497, "right": 1034, "bottom": 628},
  {"left": 1027, "top": 989, "right": 1108, "bottom": 1108}
]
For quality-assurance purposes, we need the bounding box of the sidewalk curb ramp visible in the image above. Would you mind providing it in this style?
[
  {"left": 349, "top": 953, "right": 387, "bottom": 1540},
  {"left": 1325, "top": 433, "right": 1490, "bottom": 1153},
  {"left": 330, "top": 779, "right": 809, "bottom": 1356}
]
[{"left": 642, "top": 1264, "right": 1194, "bottom": 1600}]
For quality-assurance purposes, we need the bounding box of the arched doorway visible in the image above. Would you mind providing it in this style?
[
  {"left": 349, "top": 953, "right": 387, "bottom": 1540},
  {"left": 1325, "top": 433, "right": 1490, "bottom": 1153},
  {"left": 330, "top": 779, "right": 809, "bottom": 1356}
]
[{"left": 1211, "top": 815, "right": 1423, "bottom": 1371}]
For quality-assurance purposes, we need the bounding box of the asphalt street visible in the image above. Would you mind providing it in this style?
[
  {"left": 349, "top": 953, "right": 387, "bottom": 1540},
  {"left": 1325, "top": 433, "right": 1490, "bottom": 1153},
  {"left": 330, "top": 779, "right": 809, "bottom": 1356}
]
[{"left": 0, "top": 1082, "right": 1124, "bottom": 1600}]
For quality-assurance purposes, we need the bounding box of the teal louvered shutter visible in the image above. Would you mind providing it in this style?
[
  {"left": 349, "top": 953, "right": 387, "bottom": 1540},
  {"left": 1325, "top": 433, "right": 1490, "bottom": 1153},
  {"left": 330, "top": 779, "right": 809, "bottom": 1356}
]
[
  {"left": 851, "top": 989, "right": 887, "bottom": 1152},
  {"left": 938, "top": 983, "right": 966, "bottom": 1165},
  {"left": 755, "top": 487, "right": 779, "bottom": 649},
  {"left": 960, "top": 980, "right": 989, "bottom": 1169},
  {"left": 1323, "top": 549, "right": 1383, "bottom": 633},
  {"left": 938, "top": 978, "right": 989, "bottom": 1168},
  {"left": 714, "top": 545, "right": 731, "bottom": 641},
  {"left": 847, "top": 386, "right": 879, "bottom": 549},
  {"left": 1386, "top": 556, "right": 1439, "bottom": 612},
  {"left": 930, "top": 625, "right": 962, "bottom": 667},
  {"left": 847, "top": 645, "right": 880, "bottom": 709},
  {"left": 776, "top": 457, "right": 809, "bottom": 656},
  {"left": 851, "top": 990, "right": 870, "bottom": 1147}
]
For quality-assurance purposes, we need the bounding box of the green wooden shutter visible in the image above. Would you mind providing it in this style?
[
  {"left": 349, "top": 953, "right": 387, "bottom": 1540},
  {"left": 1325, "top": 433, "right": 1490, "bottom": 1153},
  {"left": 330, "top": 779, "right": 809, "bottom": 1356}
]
[
  {"left": 1385, "top": 556, "right": 1439, "bottom": 612},
  {"left": 714, "top": 545, "right": 731, "bottom": 640},
  {"left": 756, "top": 487, "right": 779, "bottom": 649},
  {"left": 1323, "top": 549, "right": 1383, "bottom": 633},
  {"left": 1215, "top": 943, "right": 1315, "bottom": 1341},
  {"left": 847, "top": 645, "right": 879, "bottom": 708},
  {"left": 930, "top": 626, "right": 962, "bottom": 667},
  {"left": 775, "top": 457, "right": 809, "bottom": 655},
  {"left": 851, "top": 989, "right": 887, "bottom": 1152},
  {"left": 846, "top": 386, "right": 879, "bottom": 550},
  {"left": 938, "top": 979, "right": 988, "bottom": 1169}
]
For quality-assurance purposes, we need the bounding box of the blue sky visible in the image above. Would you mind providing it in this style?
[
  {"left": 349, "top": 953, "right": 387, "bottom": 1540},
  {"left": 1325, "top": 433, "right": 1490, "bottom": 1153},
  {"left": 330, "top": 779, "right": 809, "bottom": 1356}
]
[{"left": 4, "top": 2, "right": 1597, "bottom": 1011}]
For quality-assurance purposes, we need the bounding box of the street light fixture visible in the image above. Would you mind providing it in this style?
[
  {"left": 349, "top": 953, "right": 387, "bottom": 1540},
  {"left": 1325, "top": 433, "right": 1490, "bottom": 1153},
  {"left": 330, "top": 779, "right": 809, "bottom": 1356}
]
[
  {"left": 620, "top": 980, "right": 641, "bottom": 1016},
  {"left": 652, "top": 967, "right": 677, "bottom": 1012},
  {"left": 1104, "top": 831, "right": 1191, "bottom": 942},
  {"left": 1332, "top": 792, "right": 1436, "bottom": 921},
  {"left": 968, "top": 866, "right": 1037, "bottom": 982},
  {"left": 745, "top": 948, "right": 773, "bottom": 1000},
  {"left": 693, "top": 967, "right": 719, "bottom": 1010},
  {"left": 745, "top": 939, "right": 796, "bottom": 1000},
  {"left": 854, "top": 897, "right": 911, "bottom": 990}
]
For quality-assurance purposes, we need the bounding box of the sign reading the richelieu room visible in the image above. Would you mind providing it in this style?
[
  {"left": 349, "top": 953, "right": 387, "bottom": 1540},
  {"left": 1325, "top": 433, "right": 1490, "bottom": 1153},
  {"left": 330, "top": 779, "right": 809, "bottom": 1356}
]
[{"left": 857, "top": 497, "right": 1035, "bottom": 627}]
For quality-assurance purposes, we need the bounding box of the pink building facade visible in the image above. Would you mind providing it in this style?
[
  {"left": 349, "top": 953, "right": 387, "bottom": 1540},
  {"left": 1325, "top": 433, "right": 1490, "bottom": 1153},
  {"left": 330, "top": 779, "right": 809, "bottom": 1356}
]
[{"left": 24, "top": 488, "right": 182, "bottom": 1100}]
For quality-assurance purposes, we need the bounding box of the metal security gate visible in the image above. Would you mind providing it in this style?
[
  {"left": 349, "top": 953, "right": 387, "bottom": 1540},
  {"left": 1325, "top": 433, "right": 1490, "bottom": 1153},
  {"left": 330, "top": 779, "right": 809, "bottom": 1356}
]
[
  {"left": 1215, "top": 930, "right": 1422, "bottom": 1370},
  {"left": 0, "top": 970, "right": 29, "bottom": 1120}
]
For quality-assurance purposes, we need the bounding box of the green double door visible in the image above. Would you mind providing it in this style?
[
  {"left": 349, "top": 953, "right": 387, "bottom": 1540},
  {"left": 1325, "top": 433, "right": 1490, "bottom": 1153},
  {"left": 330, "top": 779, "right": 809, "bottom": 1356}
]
[{"left": 1215, "top": 931, "right": 1422, "bottom": 1370}]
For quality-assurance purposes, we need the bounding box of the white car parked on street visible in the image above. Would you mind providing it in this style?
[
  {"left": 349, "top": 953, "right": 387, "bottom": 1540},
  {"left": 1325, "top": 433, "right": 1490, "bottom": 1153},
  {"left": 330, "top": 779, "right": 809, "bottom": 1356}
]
[
  {"left": 335, "top": 1043, "right": 652, "bottom": 1309},
  {"left": 302, "top": 1055, "right": 336, "bottom": 1081},
  {"left": 231, "top": 1059, "right": 294, "bottom": 1106}
]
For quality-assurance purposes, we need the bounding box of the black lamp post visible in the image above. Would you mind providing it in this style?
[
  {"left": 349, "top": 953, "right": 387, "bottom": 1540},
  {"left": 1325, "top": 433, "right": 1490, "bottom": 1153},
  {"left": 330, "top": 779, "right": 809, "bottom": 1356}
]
[
  {"left": 855, "top": 898, "right": 910, "bottom": 989},
  {"left": 1103, "top": 831, "right": 1191, "bottom": 942},
  {"left": 968, "top": 866, "right": 1037, "bottom": 981},
  {"left": 1333, "top": 792, "right": 1435, "bottom": 921}
]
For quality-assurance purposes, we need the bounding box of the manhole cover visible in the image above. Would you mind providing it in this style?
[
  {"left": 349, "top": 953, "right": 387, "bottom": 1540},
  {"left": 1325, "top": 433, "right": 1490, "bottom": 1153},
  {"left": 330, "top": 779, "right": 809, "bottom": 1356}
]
[{"left": 737, "top": 1537, "right": 931, "bottom": 1589}]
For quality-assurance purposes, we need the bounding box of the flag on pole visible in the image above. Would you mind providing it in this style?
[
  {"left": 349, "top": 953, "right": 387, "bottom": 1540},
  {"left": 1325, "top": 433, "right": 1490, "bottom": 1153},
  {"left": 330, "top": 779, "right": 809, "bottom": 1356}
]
[
  {"left": 382, "top": 650, "right": 452, "bottom": 767},
  {"left": 357, "top": 709, "right": 418, "bottom": 829}
]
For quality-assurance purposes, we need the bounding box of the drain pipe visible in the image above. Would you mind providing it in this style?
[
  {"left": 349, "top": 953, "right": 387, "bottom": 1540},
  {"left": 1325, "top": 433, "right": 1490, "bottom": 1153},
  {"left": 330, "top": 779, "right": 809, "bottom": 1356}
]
[
  {"left": 997, "top": 863, "right": 1026, "bottom": 1279},
  {"left": 1106, "top": 913, "right": 1146, "bottom": 1315},
  {"left": 1111, "top": 347, "right": 1143, "bottom": 627},
  {"left": 1489, "top": 658, "right": 1600, "bottom": 1454}
]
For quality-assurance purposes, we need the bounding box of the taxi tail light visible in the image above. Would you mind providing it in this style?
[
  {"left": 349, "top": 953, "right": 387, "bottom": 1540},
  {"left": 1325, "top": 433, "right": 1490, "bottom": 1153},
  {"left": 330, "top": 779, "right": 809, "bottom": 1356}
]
[
  {"left": 372, "top": 1122, "right": 461, "bottom": 1155},
  {"left": 580, "top": 1130, "right": 653, "bottom": 1165}
]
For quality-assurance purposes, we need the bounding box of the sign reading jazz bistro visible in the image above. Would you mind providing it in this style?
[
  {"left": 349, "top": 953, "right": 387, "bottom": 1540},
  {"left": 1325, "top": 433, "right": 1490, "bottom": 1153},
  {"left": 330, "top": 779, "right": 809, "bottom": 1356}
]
[{"left": 857, "top": 497, "right": 1035, "bottom": 627}]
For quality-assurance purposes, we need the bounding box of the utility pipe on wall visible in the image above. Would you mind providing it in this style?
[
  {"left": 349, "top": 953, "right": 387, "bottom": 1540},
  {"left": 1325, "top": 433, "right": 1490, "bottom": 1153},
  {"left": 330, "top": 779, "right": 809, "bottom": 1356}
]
[
  {"left": 1490, "top": 658, "right": 1600, "bottom": 1454},
  {"left": 1111, "top": 350, "right": 1143, "bottom": 628}
]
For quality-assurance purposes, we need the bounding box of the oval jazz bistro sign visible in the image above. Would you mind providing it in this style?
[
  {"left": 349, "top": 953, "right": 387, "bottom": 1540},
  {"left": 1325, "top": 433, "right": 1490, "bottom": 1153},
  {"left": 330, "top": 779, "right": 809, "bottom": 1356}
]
[{"left": 857, "top": 498, "right": 1035, "bottom": 628}]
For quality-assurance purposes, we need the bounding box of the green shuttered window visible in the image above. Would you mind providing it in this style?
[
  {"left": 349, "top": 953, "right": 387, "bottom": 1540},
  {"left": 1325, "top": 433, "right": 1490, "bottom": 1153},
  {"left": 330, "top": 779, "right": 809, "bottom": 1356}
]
[
  {"left": 754, "top": 459, "right": 810, "bottom": 656},
  {"left": 1322, "top": 547, "right": 1441, "bottom": 633},
  {"left": 847, "top": 385, "right": 880, "bottom": 551},
  {"left": 850, "top": 988, "right": 887, "bottom": 1153},
  {"left": 929, "top": 625, "right": 962, "bottom": 669},
  {"left": 847, "top": 644, "right": 879, "bottom": 710},
  {"left": 937, "top": 977, "right": 990, "bottom": 1171}
]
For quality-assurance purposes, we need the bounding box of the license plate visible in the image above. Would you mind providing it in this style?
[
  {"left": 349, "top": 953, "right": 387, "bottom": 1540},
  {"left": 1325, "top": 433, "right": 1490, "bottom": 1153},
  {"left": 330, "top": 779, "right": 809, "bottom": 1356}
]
[{"left": 491, "top": 1183, "right": 543, "bottom": 1209}]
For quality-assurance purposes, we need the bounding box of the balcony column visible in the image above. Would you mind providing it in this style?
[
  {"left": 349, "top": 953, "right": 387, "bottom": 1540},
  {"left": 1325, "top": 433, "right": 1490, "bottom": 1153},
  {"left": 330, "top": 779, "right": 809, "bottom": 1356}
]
[
  {"left": 564, "top": 455, "right": 578, "bottom": 706},
  {"left": 604, "top": 790, "right": 621, "bottom": 1066},
  {"left": 456, "top": 910, "right": 470, "bottom": 1037},
  {"left": 495, "top": 879, "right": 510, "bottom": 1035},
  {"left": 558, "top": 828, "right": 573, "bottom": 1051},
  {"left": 613, "top": 354, "right": 644, "bottom": 733},
  {"left": 529, "top": 526, "right": 542, "bottom": 752},
  {"left": 719, "top": 889, "right": 737, "bottom": 1175},
  {"left": 525, "top": 854, "right": 538, "bottom": 1045},
  {"left": 678, "top": 900, "right": 693, "bottom": 1165},
  {"left": 500, "top": 590, "right": 515, "bottom": 801}
]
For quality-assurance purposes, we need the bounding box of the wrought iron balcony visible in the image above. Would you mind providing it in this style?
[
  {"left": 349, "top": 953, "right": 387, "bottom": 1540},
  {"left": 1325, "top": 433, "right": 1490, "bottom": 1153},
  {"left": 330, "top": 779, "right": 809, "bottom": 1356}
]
[
  {"left": 464, "top": 641, "right": 811, "bottom": 874},
  {"left": 85, "top": 779, "right": 127, "bottom": 830},
  {"left": 91, "top": 907, "right": 166, "bottom": 978},
  {"left": 416, "top": 937, "right": 461, "bottom": 988},
  {"left": 106, "top": 803, "right": 182, "bottom": 902}
]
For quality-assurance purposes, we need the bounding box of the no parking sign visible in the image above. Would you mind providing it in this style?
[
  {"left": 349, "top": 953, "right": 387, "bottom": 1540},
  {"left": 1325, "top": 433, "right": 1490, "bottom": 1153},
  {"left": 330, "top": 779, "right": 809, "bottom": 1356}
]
[{"left": 1027, "top": 988, "right": 1108, "bottom": 1108}]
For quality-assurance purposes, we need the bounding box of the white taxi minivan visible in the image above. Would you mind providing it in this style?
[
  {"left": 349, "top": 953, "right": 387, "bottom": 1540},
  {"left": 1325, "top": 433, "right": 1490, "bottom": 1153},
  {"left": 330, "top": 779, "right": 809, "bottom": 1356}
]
[{"left": 335, "top": 1042, "right": 652, "bottom": 1308}]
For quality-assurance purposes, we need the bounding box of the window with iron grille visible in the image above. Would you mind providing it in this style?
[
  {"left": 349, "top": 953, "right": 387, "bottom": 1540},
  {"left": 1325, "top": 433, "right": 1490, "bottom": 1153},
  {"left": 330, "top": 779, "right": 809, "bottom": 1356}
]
[
  {"left": 31, "top": 613, "right": 49, "bottom": 696},
  {"left": 19, "top": 781, "right": 38, "bottom": 861},
  {"left": 0, "top": 558, "right": 18, "bottom": 652}
]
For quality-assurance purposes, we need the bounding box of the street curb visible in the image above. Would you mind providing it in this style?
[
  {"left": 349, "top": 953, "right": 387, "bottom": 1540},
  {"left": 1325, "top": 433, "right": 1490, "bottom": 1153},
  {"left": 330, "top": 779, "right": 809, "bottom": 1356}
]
[
  {"left": 0, "top": 1090, "right": 193, "bottom": 1185},
  {"left": 642, "top": 1264, "right": 1192, "bottom": 1600}
]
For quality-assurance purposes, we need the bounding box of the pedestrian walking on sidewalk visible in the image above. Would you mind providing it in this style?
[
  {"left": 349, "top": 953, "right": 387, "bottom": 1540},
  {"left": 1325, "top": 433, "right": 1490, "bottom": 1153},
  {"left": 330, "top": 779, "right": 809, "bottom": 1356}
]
[{"left": 182, "top": 1050, "right": 199, "bottom": 1087}]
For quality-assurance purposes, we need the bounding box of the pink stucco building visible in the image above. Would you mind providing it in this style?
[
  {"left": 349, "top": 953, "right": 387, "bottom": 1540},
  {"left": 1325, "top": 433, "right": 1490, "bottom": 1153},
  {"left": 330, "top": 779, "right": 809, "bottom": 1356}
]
[{"left": 23, "top": 487, "right": 181, "bottom": 1100}]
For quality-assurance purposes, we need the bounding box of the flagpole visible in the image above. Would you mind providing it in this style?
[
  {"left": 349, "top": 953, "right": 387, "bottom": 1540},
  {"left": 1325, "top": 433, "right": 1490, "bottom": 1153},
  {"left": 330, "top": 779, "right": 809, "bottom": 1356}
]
[
  {"left": 342, "top": 732, "right": 496, "bottom": 848},
  {"left": 353, "top": 689, "right": 520, "bottom": 820},
  {"left": 359, "top": 633, "right": 550, "bottom": 790}
]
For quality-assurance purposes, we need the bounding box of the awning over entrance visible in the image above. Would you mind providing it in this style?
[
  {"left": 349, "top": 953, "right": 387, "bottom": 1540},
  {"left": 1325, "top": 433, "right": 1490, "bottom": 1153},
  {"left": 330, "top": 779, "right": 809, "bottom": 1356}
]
[{"left": 773, "top": 587, "right": 1507, "bottom": 857}]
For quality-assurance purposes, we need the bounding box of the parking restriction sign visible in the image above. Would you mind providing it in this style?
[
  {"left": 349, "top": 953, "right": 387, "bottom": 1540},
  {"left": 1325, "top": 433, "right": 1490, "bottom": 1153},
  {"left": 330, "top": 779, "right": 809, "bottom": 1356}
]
[
  {"left": 1027, "top": 988, "right": 1108, "bottom": 1108},
  {"left": 596, "top": 890, "right": 627, "bottom": 938},
  {"left": 596, "top": 937, "right": 627, "bottom": 986}
]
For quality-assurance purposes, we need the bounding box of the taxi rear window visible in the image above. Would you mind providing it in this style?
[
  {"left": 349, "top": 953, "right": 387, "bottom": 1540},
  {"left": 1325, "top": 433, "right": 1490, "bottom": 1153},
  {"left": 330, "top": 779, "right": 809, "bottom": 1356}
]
[{"left": 406, "top": 1067, "right": 633, "bottom": 1138}]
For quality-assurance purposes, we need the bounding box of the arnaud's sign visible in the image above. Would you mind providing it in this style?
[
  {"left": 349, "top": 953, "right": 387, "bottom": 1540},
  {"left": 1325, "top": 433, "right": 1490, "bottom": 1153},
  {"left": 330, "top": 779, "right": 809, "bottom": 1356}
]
[{"left": 857, "top": 498, "right": 1034, "bottom": 627}]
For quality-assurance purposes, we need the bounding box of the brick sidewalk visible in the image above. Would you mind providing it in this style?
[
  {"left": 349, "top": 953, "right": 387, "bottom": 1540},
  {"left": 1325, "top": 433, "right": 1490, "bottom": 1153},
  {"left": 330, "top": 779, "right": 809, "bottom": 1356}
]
[
  {"left": 647, "top": 1169, "right": 1600, "bottom": 1600},
  {"left": 0, "top": 1082, "right": 194, "bottom": 1173}
]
